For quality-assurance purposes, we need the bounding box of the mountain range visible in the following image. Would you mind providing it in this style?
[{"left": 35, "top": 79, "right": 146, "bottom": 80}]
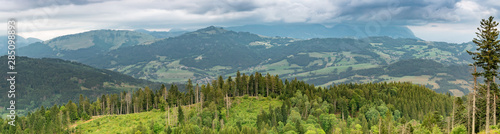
[{"left": 13, "top": 24, "right": 476, "bottom": 97}]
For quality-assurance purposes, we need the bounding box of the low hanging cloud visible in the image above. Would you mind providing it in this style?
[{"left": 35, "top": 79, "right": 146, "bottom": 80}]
[{"left": 0, "top": 0, "right": 498, "bottom": 42}]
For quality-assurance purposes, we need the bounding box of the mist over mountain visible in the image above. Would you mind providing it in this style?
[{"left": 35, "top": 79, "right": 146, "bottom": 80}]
[
  {"left": 0, "top": 36, "right": 42, "bottom": 55},
  {"left": 226, "top": 23, "right": 417, "bottom": 39}
]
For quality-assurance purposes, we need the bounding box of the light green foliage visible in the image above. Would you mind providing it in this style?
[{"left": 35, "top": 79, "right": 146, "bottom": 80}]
[
  {"left": 283, "top": 122, "right": 297, "bottom": 133},
  {"left": 370, "top": 125, "right": 379, "bottom": 134},
  {"left": 219, "top": 126, "right": 239, "bottom": 134},
  {"left": 393, "top": 110, "right": 401, "bottom": 121},
  {"left": 287, "top": 110, "right": 302, "bottom": 123},
  {"left": 350, "top": 124, "right": 363, "bottom": 134},
  {"left": 431, "top": 125, "right": 443, "bottom": 134},
  {"left": 376, "top": 103, "right": 389, "bottom": 117},
  {"left": 318, "top": 113, "right": 336, "bottom": 132},
  {"left": 365, "top": 107, "right": 380, "bottom": 121},
  {"left": 305, "top": 126, "right": 326, "bottom": 134},
  {"left": 413, "top": 125, "right": 432, "bottom": 134},
  {"left": 284, "top": 131, "right": 298, "bottom": 134},
  {"left": 451, "top": 125, "right": 467, "bottom": 134}
]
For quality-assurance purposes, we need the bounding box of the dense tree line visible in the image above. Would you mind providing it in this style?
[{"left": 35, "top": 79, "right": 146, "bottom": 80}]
[{"left": 0, "top": 70, "right": 460, "bottom": 133}]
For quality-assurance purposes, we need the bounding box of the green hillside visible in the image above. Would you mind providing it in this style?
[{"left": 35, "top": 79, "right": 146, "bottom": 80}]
[
  {"left": 18, "top": 30, "right": 156, "bottom": 61},
  {"left": 82, "top": 27, "right": 471, "bottom": 95},
  {"left": 0, "top": 56, "right": 155, "bottom": 116},
  {"left": 0, "top": 72, "right": 461, "bottom": 134}
]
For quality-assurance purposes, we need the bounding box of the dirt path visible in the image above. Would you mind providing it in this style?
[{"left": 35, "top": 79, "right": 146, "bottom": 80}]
[{"left": 69, "top": 115, "right": 107, "bottom": 128}]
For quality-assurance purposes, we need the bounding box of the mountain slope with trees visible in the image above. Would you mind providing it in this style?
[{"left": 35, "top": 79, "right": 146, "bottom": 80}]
[
  {"left": 0, "top": 56, "right": 155, "bottom": 117},
  {"left": 0, "top": 71, "right": 457, "bottom": 134},
  {"left": 18, "top": 30, "right": 156, "bottom": 61}
]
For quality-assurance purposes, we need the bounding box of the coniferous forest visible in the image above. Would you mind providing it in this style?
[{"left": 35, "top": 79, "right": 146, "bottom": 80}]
[{"left": 1, "top": 71, "right": 464, "bottom": 134}]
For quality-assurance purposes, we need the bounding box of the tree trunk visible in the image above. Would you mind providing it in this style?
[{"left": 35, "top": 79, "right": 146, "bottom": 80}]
[
  {"left": 255, "top": 76, "right": 259, "bottom": 99},
  {"left": 495, "top": 95, "right": 497, "bottom": 126},
  {"left": 196, "top": 85, "right": 199, "bottom": 104},
  {"left": 101, "top": 101, "right": 104, "bottom": 115},
  {"left": 167, "top": 105, "right": 170, "bottom": 126},
  {"left": 468, "top": 93, "right": 471, "bottom": 134},
  {"left": 473, "top": 65, "right": 477, "bottom": 134},
  {"left": 452, "top": 99, "right": 455, "bottom": 130},
  {"left": 200, "top": 92, "right": 204, "bottom": 110},
  {"left": 486, "top": 80, "right": 490, "bottom": 134},
  {"left": 494, "top": 77, "right": 497, "bottom": 126},
  {"left": 402, "top": 123, "right": 406, "bottom": 134},
  {"left": 341, "top": 107, "right": 344, "bottom": 121},
  {"left": 378, "top": 118, "right": 381, "bottom": 134},
  {"left": 266, "top": 78, "right": 269, "bottom": 97},
  {"left": 225, "top": 93, "right": 229, "bottom": 118},
  {"left": 165, "top": 105, "right": 168, "bottom": 127},
  {"left": 246, "top": 82, "right": 249, "bottom": 95},
  {"left": 388, "top": 118, "right": 391, "bottom": 133},
  {"left": 234, "top": 82, "right": 238, "bottom": 97},
  {"left": 447, "top": 117, "right": 451, "bottom": 134},
  {"left": 120, "top": 94, "right": 123, "bottom": 115}
]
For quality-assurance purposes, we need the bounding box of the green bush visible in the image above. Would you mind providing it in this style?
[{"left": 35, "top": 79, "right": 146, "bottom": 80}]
[{"left": 451, "top": 125, "right": 466, "bottom": 134}]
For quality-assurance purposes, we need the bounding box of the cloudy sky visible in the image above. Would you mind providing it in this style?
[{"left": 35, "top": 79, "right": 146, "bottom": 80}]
[{"left": 0, "top": 0, "right": 498, "bottom": 43}]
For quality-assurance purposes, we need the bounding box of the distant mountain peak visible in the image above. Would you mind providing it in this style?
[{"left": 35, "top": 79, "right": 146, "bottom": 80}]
[
  {"left": 192, "top": 26, "right": 228, "bottom": 35},
  {"left": 42, "top": 29, "right": 155, "bottom": 51}
]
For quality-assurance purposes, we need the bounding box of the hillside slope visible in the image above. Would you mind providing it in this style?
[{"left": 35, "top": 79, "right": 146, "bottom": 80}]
[
  {"left": 0, "top": 56, "right": 154, "bottom": 116},
  {"left": 18, "top": 30, "right": 156, "bottom": 61},
  {"left": 95, "top": 27, "right": 474, "bottom": 95},
  {"left": 63, "top": 80, "right": 453, "bottom": 134}
]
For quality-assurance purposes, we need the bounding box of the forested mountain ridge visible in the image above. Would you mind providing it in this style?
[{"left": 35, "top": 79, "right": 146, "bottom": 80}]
[
  {"left": 18, "top": 30, "right": 156, "bottom": 61},
  {"left": 0, "top": 56, "right": 156, "bottom": 117},
  {"left": 16, "top": 26, "right": 475, "bottom": 96},
  {"left": 0, "top": 71, "right": 457, "bottom": 134}
]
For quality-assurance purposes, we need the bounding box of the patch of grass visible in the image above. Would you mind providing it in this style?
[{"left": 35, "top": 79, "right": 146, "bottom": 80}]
[{"left": 73, "top": 97, "right": 281, "bottom": 133}]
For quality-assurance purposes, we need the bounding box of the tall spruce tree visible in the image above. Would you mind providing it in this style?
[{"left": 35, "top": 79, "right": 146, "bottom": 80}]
[{"left": 467, "top": 16, "right": 500, "bottom": 134}]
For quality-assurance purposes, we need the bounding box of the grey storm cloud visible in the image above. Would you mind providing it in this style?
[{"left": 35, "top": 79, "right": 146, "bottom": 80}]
[
  {"left": 187, "top": 0, "right": 258, "bottom": 14},
  {"left": 0, "top": 0, "right": 497, "bottom": 42},
  {"left": 1, "top": 0, "right": 493, "bottom": 25},
  {"left": 0, "top": 0, "right": 108, "bottom": 11}
]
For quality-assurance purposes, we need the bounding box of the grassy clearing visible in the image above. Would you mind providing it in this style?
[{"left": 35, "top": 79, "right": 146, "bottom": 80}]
[
  {"left": 226, "top": 97, "right": 282, "bottom": 127},
  {"left": 308, "top": 52, "right": 335, "bottom": 58},
  {"left": 230, "top": 59, "right": 299, "bottom": 76},
  {"left": 72, "top": 97, "right": 281, "bottom": 134},
  {"left": 155, "top": 69, "right": 194, "bottom": 83},
  {"left": 74, "top": 111, "right": 166, "bottom": 134}
]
